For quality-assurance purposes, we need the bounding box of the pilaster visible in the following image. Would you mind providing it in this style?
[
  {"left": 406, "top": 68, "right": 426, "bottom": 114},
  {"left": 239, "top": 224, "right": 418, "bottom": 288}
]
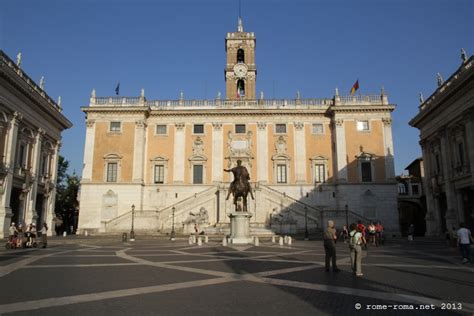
[
  {"left": 334, "top": 119, "right": 347, "bottom": 182},
  {"left": 25, "top": 128, "right": 45, "bottom": 225},
  {"left": 132, "top": 120, "right": 147, "bottom": 183},
  {"left": 463, "top": 109, "right": 474, "bottom": 184},
  {"left": 382, "top": 117, "right": 395, "bottom": 181},
  {"left": 173, "top": 123, "right": 186, "bottom": 183},
  {"left": 45, "top": 140, "right": 60, "bottom": 236},
  {"left": 256, "top": 122, "right": 268, "bottom": 183},
  {"left": 81, "top": 119, "right": 96, "bottom": 182},
  {"left": 439, "top": 130, "right": 457, "bottom": 229},
  {"left": 0, "top": 112, "right": 21, "bottom": 238},
  {"left": 421, "top": 141, "right": 441, "bottom": 236},
  {"left": 211, "top": 122, "right": 223, "bottom": 183},
  {"left": 293, "top": 122, "right": 306, "bottom": 183}
]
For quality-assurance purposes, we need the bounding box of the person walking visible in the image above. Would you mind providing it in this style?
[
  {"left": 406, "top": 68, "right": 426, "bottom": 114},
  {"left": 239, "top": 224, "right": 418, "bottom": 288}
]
[
  {"left": 323, "top": 220, "right": 339, "bottom": 272},
  {"left": 457, "top": 223, "right": 472, "bottom": 263},
  {"left": 349, "top": 223, "right": 364, "bottom": 277},
  {"left": 41, "top": 223, "right": 48, "bottom": 248},
  {"left": 8, "top": 222, "right": 17, "bottom": 243}
]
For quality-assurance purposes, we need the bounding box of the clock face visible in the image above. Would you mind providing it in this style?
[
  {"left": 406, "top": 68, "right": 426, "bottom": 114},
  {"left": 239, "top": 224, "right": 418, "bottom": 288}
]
[{"left": 233, "top": 63, "right": 248, "bottom": 78}]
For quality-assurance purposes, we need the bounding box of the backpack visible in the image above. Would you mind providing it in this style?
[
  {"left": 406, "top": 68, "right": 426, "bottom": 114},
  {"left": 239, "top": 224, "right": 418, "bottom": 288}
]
[{"left": 349, "top": 232, "right": 357, "bottom": 249}]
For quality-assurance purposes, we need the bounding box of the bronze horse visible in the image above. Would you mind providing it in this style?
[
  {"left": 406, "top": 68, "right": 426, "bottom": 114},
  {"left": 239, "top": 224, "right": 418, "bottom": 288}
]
[{"left": 224, "top": 160, "right": 254, "bottom": 212}]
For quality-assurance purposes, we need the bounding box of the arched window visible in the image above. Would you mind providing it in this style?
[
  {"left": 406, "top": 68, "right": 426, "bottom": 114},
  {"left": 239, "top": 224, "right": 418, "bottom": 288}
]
[
  {"left": 237, "top": 80, "right": 245, "bottom": 98},
  {"left": 237, "top": 49, "right": 245, "bottom": 63}
]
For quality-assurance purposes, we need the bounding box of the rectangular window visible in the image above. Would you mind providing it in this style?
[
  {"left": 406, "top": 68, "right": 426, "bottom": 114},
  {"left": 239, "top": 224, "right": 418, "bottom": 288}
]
[
  {"left": 154, "top": 165, "right": 164, "bottom": 184},
  {"left": 361, "top": 162, "right": 372, "bottom": 182},
  {"left": 193, "top": 124, "right": 204, "bottom": 134},
  {"left": 18, "top": 144, "right": 27, "bottom": 168},
  {"left": 314, "top": 164, "right": 326, "bottom": 183},
  {"left": 312, "top": 123, "right": 323, "bottom": 134},
  {"left": 41, "top": 154, "right": 48, "bottom": 175},
  {"left": 193, "top": 165, "right": 203, "bottom": 184},
  {"left": 275, "top": 124, "right": 287, "bottom": 134},
  {"left": 235, "top": 124, "right": 246, "bottom": 134},
  {"left": 107, "top": 163, "right": 118, "bottom": 182},
  {"left": 412, "top": 184, "right": 419, "bottom": 195},
  {"left": 458, "top": 143, "right": 464, "bottom": 166},
  {"left": 156, "top": 124, "right": 167, "bottom": 135},
  {"left": 276, "top": 164, "right": 287, "bottom": 183},
  {"left": 110, "top": 122, "right": 121, "bottom": 132},
  {"left": 357, "top": 120, "right": 370, "bottom": 131}
]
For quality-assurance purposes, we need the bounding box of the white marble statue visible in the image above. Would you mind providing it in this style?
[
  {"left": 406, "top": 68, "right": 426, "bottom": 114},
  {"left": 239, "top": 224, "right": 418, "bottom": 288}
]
[
  {"left": 39, "top": 76, "right": 45, "bottom": 89},
  {"left": 16, "top": 52, "right": 22, "bottom": 67}
]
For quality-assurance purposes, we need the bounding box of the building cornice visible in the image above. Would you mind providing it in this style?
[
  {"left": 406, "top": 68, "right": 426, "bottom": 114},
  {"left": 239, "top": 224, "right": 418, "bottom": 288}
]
[
  {"left": 410, "top": 55, "right": 473, "bottom": 128},
  {"left": 0, "top": 50, "right": 72, "bottom": 130}
]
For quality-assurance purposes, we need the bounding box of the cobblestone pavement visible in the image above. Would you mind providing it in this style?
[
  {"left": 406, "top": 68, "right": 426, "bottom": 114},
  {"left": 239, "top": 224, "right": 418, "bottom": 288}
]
[{"left": 0, "top": 237, "right": 473, "bottom": 316}]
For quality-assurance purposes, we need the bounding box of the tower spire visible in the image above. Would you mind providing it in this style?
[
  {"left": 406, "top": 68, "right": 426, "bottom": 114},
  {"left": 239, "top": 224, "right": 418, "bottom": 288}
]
[{"left": 237, "top": 0, "right": 244, "bottom": 32}]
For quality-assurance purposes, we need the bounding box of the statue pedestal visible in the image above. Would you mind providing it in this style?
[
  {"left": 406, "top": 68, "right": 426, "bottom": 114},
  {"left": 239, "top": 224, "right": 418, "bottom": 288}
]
[{"left": 229, "top": 212, "right": 253, "bottom": 245}]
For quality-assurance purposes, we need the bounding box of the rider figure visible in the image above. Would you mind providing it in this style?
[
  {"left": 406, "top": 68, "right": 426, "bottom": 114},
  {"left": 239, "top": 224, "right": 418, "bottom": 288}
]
[{"left": 224, "top": 160, "right": 254, "bottom": 200}]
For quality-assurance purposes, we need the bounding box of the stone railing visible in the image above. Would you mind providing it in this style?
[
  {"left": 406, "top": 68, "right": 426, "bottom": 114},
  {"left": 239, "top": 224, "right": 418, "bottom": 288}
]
[
  {"left": 90, "top": 95, "right": 388, "bottom": 109},
  {"left": 0, "top": 50, "right": 62, "bottom": 112},
  {"left": 419, "top": 56, "right": 473, "bottom": 111}
]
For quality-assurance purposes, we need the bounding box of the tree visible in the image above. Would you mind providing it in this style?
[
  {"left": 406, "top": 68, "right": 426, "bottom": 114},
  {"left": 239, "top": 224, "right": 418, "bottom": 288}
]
[{"left": 54, "top": 156, "right": 79, "bottom": 234}]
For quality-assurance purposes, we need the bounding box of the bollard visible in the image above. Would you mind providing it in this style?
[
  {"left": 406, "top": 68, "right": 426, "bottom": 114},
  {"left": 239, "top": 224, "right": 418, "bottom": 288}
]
[
  {"left": 279, "top": 236, "right": 284, "bottom": 246},
  {"left": 271, "top": 235, "right": 276, "bottom": 243},
  {"left": 197, "top": 236, "right": 202, "bottom": 246},
  {"left": 63, "top": 231, "right": 67, "bottom": 237},
  {"left": 84, "top": 230, "right": 88, "bottom": 237},
  {"left": 288, "top": 236, "right": 292, "bottom": 246},
  {"left": 254, "top": 236, "right": 259, "bottom": 246},
  {"left": 188, "top": 236, "right": 193, "bottom": 245},
  {"left": 122, "top": 233, "right": 127, "bottom": 242},
  {"left": 222, "top": 236, "right": 228, "bottom": 246},
  {"left": 204, "top": 235, "right": 209, "bottom": 243}
]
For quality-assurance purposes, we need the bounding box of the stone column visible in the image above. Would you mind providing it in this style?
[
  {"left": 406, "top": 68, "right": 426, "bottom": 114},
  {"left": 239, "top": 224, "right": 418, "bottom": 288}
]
[
  {"left": 439, "top": 130, "right": 457, "bottom": 229},
  {"left": 132, "top": 120, "right": 147, "bottom": 183},
  {"left": 211, "top": 122, "right": 223, "bottom": 183},
  {"left": 256, "top": 122, "right": 268, "bottom": 183},
  {"left": 173, "top": 123, "right": 185, "bottom": 183},
  {"left": 45, "top": 141, "right": 60, "bottom": 236},
  {"left": 25, "top": 128, "right": 45, "bottom": 225},
  {"left": 81, "top": 119, "right": 96, "bottom": 182},
  {"left": 463, "top": 109, "right": 474, "bottom": 184},
  {"left": 0, "top": 112, "right": 21, "bottom": 238},
  {"left": 334, "top": 119, "right": 347, "bottom": 182},
  {"left": 293, "top": 122, "right": 307, "bottom": 183},
  {"left": 420, "top": 141, "right": 439, "bottom": 236},
  {"left": 382, "top": 118, "right": 395, "bottom": 181}
]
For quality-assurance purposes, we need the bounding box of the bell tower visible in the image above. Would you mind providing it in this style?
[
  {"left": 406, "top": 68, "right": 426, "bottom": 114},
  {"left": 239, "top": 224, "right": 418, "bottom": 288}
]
[{"left": 225, "top": 17, "right": 256, "bottom": 100}]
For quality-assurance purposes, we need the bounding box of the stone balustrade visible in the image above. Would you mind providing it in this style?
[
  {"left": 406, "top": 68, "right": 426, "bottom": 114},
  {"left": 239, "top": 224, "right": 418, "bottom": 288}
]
[{"left": 91, "top": 95, "right": 388, "bottom": 109}]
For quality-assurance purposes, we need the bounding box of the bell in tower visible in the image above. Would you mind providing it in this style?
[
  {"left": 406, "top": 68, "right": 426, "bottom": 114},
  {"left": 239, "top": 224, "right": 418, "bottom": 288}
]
[{"left": 224, "top": 17, "right": 257, "bottom": 100}]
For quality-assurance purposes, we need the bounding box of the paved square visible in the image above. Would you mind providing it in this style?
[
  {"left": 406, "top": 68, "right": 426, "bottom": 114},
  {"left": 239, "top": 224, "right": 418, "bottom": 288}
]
[{"left": 0, "top": 237, "right": 473, "bottom": 315}]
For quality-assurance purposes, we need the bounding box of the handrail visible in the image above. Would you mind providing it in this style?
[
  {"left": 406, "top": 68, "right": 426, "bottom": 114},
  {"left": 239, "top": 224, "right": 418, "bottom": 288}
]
[
  {"left": 259, "top": 184, "right": 322, "bottom": 213},
  {"left": 157, "top": 186, "right": 217, "bottom": 216},
  {"left": 103, "top": 209, "right": 158, "bottom": 226}
]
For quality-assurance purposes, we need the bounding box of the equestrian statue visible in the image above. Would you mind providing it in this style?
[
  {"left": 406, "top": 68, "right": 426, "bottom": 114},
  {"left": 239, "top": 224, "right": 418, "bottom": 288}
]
[{"left": 224, "top": 160, "right": 254, "bottom": 212}]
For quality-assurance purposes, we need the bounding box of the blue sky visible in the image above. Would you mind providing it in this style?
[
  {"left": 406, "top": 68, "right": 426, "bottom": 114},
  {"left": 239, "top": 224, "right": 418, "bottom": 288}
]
[{"left": 1, "top": 0, "right": 473, "bottom": 175}]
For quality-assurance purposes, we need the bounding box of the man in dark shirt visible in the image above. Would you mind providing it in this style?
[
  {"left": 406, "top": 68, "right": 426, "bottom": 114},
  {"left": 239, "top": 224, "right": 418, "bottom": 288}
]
[{"left": 323, "top": 220, "right": 340, "bottom": 272}]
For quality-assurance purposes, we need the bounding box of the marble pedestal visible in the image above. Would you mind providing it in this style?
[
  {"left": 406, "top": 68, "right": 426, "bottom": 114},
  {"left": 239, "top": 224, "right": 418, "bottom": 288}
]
[{"left": 229, "top": 212, "right": 253, "bottom": 245}]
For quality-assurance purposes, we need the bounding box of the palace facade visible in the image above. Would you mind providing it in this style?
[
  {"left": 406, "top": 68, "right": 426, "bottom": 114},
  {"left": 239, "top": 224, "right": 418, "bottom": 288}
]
[
  {"left": 78, "top": 19, "right": 399, "bottom": 235},
  {"left": 0, "top": 50, "right": 72, "bottom": 238},
  {"left": 410, "top": 52, "right": 474, "bottom": 236}
]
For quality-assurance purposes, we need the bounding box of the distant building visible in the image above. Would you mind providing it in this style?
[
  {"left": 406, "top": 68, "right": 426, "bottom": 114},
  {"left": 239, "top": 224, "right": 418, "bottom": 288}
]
[
  {"left": 78, "top": 18, "right": 399, "bottom": 235},
  {"left": 410, "top": 52, "right": 474, "bottom": 236},
  {"left": 0, "top": 50, "right": 72, "bottom": 237},
  {"left": 397, "top": 158, "right": 426, "bottom": 236}
]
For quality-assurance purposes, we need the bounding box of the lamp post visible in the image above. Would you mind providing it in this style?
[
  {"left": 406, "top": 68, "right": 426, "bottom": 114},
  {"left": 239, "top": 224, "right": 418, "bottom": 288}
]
[
  {"left": 170, "top": 207, "right": 176, "bottom": 241},
  {"left": 130, "top": 204, "right": 135, "bottom": 241},
  {"left": 304, "top": 206, "right": 309, "bottom": 240},
  {"left": 345, "top": 204, "right": 349, "bottom": 230}
]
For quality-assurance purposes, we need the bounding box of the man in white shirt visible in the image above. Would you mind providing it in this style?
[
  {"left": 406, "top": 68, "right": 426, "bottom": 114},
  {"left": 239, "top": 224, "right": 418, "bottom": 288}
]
[{"left": 457, "top": 223, "right": 472, "bottom": 263}]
